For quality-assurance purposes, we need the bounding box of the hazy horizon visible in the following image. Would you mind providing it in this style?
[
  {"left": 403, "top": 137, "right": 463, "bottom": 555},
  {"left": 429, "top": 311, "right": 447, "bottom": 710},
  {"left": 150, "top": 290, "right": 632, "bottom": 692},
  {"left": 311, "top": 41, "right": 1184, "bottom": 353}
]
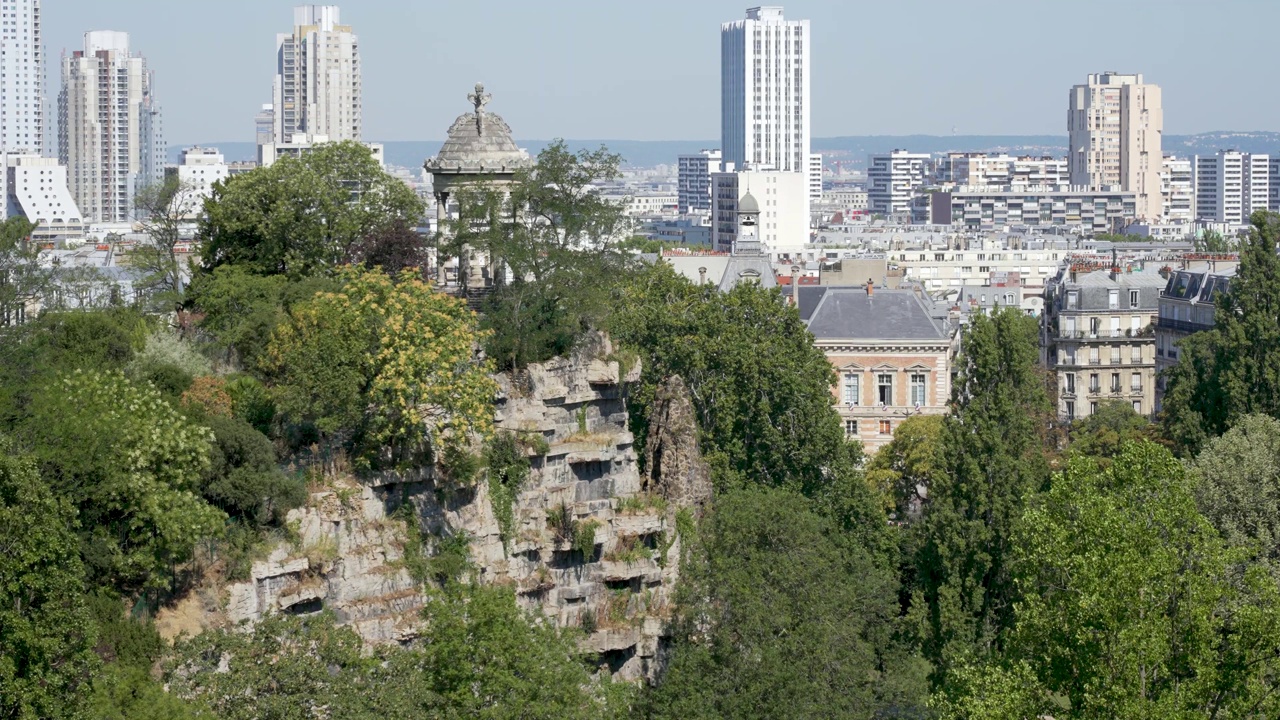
[{"left": 44, "top": 0, "right": 1280, "bottom": 145}]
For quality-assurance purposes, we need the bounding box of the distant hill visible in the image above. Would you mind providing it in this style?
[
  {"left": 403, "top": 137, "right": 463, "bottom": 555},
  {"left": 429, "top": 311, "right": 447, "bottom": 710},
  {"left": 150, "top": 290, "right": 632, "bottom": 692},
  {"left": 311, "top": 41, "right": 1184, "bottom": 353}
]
[{"left": 171, "top": 132, "right": 1280, "bottom": 170}]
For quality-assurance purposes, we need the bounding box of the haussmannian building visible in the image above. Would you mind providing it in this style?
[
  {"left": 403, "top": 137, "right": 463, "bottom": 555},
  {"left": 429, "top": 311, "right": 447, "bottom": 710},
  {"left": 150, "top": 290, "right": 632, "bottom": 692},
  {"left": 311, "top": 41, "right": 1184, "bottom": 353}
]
[
  {"left": 802, "top": 282, "right": 955, "bottom": 453},
  {"left": 1043, "top": 265, "right": 1165, "bottom": 421},
  {"left": 1154, "top": 265, "right": 1236, "bottom": 412}
]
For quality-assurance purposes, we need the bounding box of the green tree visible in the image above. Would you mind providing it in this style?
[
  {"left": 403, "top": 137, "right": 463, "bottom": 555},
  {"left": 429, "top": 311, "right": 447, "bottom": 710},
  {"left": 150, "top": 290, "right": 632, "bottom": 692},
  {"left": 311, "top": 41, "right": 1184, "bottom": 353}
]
[
  {"left": 944, "top": 442, "right": 1280, "bottom": 718},
  {"left": 866, "top": 414, "right": 944, "bottom": 519},
  {"left": 1194, "top": 228, "right": 1236, "bottom": 253},
  {"left": 201, "top": 415, "right": 305, "bottom": 526},
  {"left": 0, "top": 216, "right": 48, "bottom": 328},
  {"left": 198, "top": 141, "right": 424, "bottom": 278},
  {"left": 449, "top": 140, "right": 635, "bottom": 369},
  {"left": 611, "top": 262, "right": 859, "bottom": 500},
  {"left": 1067, "top": 399, "right": 1154, "bottom": 462},
  {"left": 1191, "top": 414, "right": 1280, "bottom": 576},
  {"left": 262, "top": 266, "right": 496, "bottom": 471},
  {"left": 1164, "top": 210, "right": 1280, "bottom": 455},
  {"left": 649, "top": 486, "right": 927, "bottom": 719},
  {"left": 912, "top": 308, "right": 1051, "bottom": 685},
  {"left": 19, "top": 370, "right": 226, "bottom": 591},
  {"left": 132, "top": 177, "right": 203, "bottom": 301},
  {"left": 0, "top": 440, "right": 99, "bottom": 720}
]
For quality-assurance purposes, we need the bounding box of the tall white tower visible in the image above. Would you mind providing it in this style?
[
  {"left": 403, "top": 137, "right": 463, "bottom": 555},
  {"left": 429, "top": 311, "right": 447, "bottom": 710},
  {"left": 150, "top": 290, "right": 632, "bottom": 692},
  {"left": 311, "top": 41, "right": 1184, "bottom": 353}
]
[
  {"left": 0, "top": 0, "right": 46, "bottom": 156},
  {"left": 60, "top": 31, "right": 165, "bottom": 223},
  {"left": 273, "top": 5, "right": 362, "bottom": 143},
  {"left": 721, "top": 7, "right": 810, "bottom": 177}
]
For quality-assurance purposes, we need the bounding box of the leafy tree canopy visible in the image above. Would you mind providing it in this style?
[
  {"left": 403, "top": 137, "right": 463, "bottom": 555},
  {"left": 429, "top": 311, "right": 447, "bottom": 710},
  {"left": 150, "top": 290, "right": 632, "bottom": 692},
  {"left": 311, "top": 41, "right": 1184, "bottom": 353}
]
[
  {"left": 1190, "top": 414, "right": 1280, "bottom": 576},
  {"left": 0, "top": 440, "right": 99, "bottom": 720},
  {"left": 262, "top": 266, "right": 496, "bottom": 472},
  {"left": 648, "top": 485, "right": 927, "bottom": 719},
  {"left": 198, "top": 141, "right": 424, "bottom": 279},
  {"left": 1163, "top": 210, "right": 1280, "bottom": 455}
]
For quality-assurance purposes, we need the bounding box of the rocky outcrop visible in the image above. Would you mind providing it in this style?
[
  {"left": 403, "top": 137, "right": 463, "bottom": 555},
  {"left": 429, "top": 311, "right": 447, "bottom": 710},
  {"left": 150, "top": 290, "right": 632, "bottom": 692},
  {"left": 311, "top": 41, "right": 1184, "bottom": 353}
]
[
  {"left": 643, "top": 375, "right": 712, "bottom": 513},
  {"left": 217, "top": 336, "right": 706, "bottom": 683}
]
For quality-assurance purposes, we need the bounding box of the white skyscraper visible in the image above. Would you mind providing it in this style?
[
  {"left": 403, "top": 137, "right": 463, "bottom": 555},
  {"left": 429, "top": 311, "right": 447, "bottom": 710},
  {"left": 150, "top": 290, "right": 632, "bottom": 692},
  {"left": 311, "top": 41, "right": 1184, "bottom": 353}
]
[
  {"left": 59, "top": 31, "right": 164, "bottom": 224},
  {"left": 1068, "top": 72, "right": 1163, "bottom": 220},
  {"left": 273, "top": 5, "right": 361, "bottom": 143},
  {"left": 1, "top": 0, "right": 45, "bottom": 156},
  {"left": 1194, "top": 150, "right": 1271, "bottom": 225}
]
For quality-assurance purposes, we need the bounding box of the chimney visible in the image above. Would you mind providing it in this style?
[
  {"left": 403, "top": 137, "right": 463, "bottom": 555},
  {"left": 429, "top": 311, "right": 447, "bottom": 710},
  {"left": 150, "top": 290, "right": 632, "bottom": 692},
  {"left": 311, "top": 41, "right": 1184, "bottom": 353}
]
[
  {"left": 1110, "top": 249, "right": 1121, "bottom": 281},
  {"left": 698, "top": 267, "right": 707, "bottom": 285},
  {"left": 866, "top": 278, "right": 874, "bottom": 297},
  {"left": 791, "top": 265, "right": 801, "bottom": 310}
]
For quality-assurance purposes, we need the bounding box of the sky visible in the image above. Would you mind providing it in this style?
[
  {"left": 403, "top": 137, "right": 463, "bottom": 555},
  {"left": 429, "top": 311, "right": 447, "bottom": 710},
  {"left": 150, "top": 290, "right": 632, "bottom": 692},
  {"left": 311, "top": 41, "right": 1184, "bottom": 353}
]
[{"left": 40, "top": 0, "right": 1280, "bottom": 144}]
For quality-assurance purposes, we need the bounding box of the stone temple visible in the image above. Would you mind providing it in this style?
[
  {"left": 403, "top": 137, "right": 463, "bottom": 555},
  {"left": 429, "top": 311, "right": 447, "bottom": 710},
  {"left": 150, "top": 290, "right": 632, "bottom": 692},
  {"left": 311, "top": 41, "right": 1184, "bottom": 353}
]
[{"left": 425, "top": 83, "right": 532, "bottom": 293}]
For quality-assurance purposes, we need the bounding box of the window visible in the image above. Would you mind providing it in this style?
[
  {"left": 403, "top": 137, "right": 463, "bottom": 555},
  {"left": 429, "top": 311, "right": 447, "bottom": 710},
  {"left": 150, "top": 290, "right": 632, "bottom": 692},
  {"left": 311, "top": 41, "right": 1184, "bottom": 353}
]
[
  {"left": 1089, "top": 373, "right": 1100, "bottom": 392},
  {"left": 1130, "top": 290, "right": 1140, "bottom": 308},
  {"left": 1131, "top": 373, "right": 1142, "bottom": 392},
  {"left": 1089, "top": 347, "right": 1100, "bottom": 365},
  {"left": 878, "top": 374, "right": 894, "bottom": 406},
  {"left": 845, "top": 420, "right": 858, "bottom": 437},
  {"left": 879, "top": 420, "right": 892, "bottom": 435},
  {"left": 1090, "top": 317, "right": 1100, "bottom": 337},
  {"left": 842, "top": 374, "right": 860, "bottom": 406},
  {"left": 1133, "top": 400, "right": 1142, "bottom": 413},
  {"left": 1090, "top": 401, "right": 1099, "bottom": 415},
  {"left": 910, "top": 374, "right": 927, "bottom": 406},
  {"left": 1131, "top": 316, "right": 1142, "bottom": 334},
  {"left": 1111, "top": 373, "right": 1121, "bottom": 393},
  {"left": 1066, "top": 291, "right": 1078, "bottom": 309},
  {"left": 1108, "top": 289, "right": 1119, "bottom": 309},
  {"left": 1065, "top": 373, "right": 1076, "bottom": 394},
  {"left": 1064, "top": 317, "right": 1076, "bottom": 337},
  {"left": 1111, "top": 348, "right": 1121, "bottom": 364},
  {"left": 1110, "top": 317, "right": 1121, "bottom": 337},
  {"left": 1065, "top": 400, "right": 1076, "bottom": 420},
  {"left": 1131, "top": 345, "right": 1142, "bottom": 363}
]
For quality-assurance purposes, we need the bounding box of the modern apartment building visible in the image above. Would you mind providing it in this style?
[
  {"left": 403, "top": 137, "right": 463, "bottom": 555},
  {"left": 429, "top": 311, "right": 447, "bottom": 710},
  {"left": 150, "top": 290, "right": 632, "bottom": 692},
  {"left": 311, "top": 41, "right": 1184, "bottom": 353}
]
[
  {"left": 4, "top": 155, "right": 83, "bottom": 246},
  {"left": 940, "top": 153, "right": 1067, "bottom": 188},
  {"left": 808, "top": 153, "right": 823, "bottom": 200},
  {"left": 720, "top": 7, "right": 811, "bottom": 213},
  {"left": 868, "top": 150, "right": 930, "bottom": 217},
  {"left": 677, "top": 149, "right": 722, "bottom": 214},
  {"left": 274, "top": 5, "right": 361, "bottom": 143},
  {"left": 930, "top": 186, "right": 1136, "bottom": 232},
  {"left": 1068, "top": 72, "right": 1163, "bottom": 220},
  {"left": 59, "top": 31, "right": 165, "bottom": 223},
  {"left": 1154, "top": 266, "right": 1235, "bottom": 412},
  {"left": 710, "top": 168, "right": 808, "bottom": 256},
  {"left": 1, "top": 0, "right": 45, "bottom": 156},
  {"left": 259, "top": 133, "right": 383, "bottom": 168},
  {"left": 1043, "top": 266, "right": 1165, "bottom": 421},
  {"left": 1192, "top": 150, "right": 1271, "bottom": 224},
  {"left": 1161, "top": 155, "right": 1194, "bottom": 224}
]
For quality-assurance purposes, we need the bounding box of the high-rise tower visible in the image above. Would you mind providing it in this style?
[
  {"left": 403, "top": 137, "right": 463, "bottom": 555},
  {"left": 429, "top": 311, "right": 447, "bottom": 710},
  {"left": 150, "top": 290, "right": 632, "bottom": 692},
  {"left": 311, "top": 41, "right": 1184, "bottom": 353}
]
[
  {"left": 273, "top": 5, "right": 361, "bottom": 143},
  {"left": 1068, "top": 72, "right": 1163, "bottom": 220},
  {"left": 59, "top": 31, "right": 165, "bottom": 223},
  {"left": 0, "top": 0, "right": 45, "bottom": 156},
  {"left": 720, "top": 7, "right": 810, "bottom": 178}
]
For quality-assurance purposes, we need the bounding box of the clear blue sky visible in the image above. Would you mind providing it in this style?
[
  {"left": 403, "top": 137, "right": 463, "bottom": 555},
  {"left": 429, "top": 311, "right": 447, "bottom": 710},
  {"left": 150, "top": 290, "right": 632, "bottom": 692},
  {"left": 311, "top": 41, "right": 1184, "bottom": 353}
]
[{"left": 41, "top": 0, "right": 1279, "bottom": 143}]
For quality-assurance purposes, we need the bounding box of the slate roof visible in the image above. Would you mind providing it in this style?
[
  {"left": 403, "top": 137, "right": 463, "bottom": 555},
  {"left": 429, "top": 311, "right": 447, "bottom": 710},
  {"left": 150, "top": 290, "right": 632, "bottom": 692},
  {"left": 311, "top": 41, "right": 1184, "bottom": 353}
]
[{"left": 805, "top": 287, "right": 950, "bottom": 341}]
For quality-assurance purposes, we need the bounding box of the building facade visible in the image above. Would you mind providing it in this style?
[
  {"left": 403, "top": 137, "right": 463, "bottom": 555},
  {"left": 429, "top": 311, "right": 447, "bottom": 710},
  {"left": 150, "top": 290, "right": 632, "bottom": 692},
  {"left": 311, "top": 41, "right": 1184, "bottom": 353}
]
[
  {"left": 677, "top": 149, "right": 721, "bottom": 214},
  {"left": 170, "top": 147, "right": 229, "bottom": 218},
  {"left": 59, "top": 31, "right": 164, "bottom": 223},
  {"left": 868, "top": 150, "right": 930, "bottom": 217},
  {"left": 720, "top": 6, "right": 810, "bottom": 181},
  {"left": 802, "top": 284, "right": 954, "bottom": 453},
  {"left": 710, "top": 168, "right": 808, "bottom": 256},
  {"left": 808, "top": 152, "right": 823, "bottom": 200},
  {"left": 1, "top": 0, "right": 45, "bottom": 156},
  {"left": 1068, "top": 72, "right": 1163, "bottom": 220},
  {"left": 1191, "top": 150, "right": 1274, "bottom": 224},
  {"left": 274, "top": 5, "right": 361, "bottom": 143},
  {"left": 930, "top": 186, "right": 1136, "bottom": 231},
  {"left": 1154, "top": 266, "right": 1234, "bottom": 412},
  {"left": 1161, "top": 155, "right": 1194, "bottom": 224},
  {"left": 1043, "top": 267, "right": 1165, "bottom": 421},
  {"left": 5, "top": 155, "right": 83, "bottom": 245}
]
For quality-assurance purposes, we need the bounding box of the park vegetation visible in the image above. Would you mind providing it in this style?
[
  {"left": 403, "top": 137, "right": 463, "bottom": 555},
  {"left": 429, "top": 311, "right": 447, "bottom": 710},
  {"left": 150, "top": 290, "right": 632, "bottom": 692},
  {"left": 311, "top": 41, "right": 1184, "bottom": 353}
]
[{"left": 9, "top": 131, "right": 1280, "bottom": 719}]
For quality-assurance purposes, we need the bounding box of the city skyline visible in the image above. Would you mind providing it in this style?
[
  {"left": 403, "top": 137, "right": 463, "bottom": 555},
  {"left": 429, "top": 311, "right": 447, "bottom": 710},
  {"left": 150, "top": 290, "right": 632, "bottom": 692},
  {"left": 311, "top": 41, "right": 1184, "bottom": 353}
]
[{"left": 36, "top": 0, "right": 1280, "bottom": 144}]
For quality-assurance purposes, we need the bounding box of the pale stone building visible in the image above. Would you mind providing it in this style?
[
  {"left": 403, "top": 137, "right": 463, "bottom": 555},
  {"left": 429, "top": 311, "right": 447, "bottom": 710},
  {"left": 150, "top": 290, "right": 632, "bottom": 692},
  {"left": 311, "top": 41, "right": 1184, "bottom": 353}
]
[
  {"left": 273, "top": 5, "right": 361, "bottom": 143},
  {"left": 802, "top": 283, "right": 954, "bottom": 453},
  {"left": 1068, "top": 72, "right": 1163, "bottom": 221}
]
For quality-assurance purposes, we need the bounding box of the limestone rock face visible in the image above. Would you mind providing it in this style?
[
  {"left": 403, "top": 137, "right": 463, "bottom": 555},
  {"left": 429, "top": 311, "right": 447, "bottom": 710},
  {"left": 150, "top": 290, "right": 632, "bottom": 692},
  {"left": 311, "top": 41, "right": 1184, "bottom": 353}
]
[
  {"left": 643, "top": 375, "right": 713, "bottom": 513},
  {"left": 218, "top": 336, "right": 702, "bottom": 683}
]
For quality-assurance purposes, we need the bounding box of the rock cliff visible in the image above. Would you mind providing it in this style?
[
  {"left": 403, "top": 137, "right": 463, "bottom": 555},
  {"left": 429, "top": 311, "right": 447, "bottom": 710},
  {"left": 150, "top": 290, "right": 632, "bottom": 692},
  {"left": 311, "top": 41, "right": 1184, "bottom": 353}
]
[{"left": 216, "top": 340, "right": 710, "bottom": 682}]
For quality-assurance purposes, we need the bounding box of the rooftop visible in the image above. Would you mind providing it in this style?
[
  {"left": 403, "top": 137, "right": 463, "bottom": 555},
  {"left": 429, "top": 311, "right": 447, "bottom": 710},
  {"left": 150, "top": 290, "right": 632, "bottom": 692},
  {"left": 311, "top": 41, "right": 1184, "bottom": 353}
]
[{"left": 805, "top": 287, "right": 951, "bottom": 342}]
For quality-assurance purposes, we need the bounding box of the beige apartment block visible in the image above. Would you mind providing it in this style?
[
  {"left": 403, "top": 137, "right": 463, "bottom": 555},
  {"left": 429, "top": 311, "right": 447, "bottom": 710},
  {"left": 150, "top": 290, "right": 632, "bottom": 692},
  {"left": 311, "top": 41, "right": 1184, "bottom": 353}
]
[{"left": 1069, "top": 72, "right": 1163, "bottom": 221}]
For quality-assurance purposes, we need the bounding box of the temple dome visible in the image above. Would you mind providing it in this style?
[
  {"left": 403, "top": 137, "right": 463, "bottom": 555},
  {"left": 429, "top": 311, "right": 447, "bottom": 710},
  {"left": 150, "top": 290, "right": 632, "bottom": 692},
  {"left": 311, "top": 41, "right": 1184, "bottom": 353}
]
[
  {"left": 738, "top": 191, "right": 760, "bottom": 214},
  {"left": 425, "top": 83, "right": 531, "bottom": 175}
]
